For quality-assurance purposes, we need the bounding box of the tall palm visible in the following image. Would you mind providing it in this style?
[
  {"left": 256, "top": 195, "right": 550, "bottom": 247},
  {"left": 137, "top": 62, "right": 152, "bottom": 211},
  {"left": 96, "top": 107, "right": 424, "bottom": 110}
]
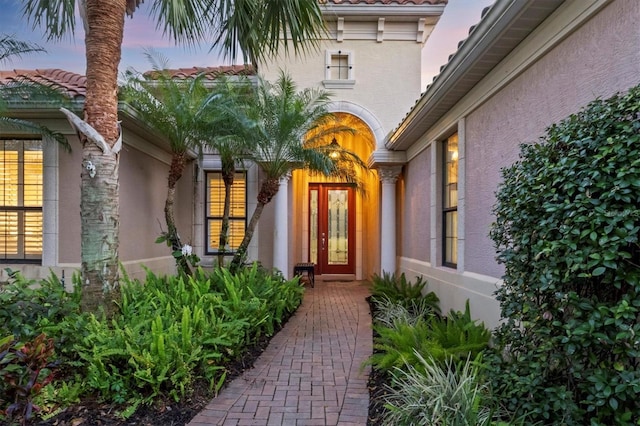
[
  {"left": 121, "top": 55, "right": 219, "bottom": 273},
  {"left": 0, "top": 35, "right": 67, "bottom": 147},
  {"left": 229, "top": 72, "right": 368, "bottom": 272},
  {"left": 22, "top": 0, "right": 327, "bottom": 312},
  {"left": 203, "top": 77, "right": 256, "bottom": 267}
]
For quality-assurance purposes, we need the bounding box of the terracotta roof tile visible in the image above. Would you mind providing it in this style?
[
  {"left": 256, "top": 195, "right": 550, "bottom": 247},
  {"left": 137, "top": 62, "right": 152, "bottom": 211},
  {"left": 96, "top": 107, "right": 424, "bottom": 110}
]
[
  {"left": 143, "top": 64, "right": 255, "bottom": 80},
  {"left": 0, "top": 68, "right": 86, "bottom": 99}
]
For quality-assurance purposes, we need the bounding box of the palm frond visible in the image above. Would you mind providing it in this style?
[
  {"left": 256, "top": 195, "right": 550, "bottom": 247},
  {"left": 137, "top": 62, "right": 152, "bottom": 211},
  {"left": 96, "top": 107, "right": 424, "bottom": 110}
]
[
  {"left": 22, "top": 0, "right": 77, "bottom": 41},
  {"left": 214, "top": 0, "right": 326, "bottom": 65},
  {"left": 148, "top": 0, "right": 218, "bottom": 46},
  {"left": 0, "top": 34, "right": 45, "bottom": 63},
  {"left": 0, "top": 117, "right": 70, "bottom": 151}
]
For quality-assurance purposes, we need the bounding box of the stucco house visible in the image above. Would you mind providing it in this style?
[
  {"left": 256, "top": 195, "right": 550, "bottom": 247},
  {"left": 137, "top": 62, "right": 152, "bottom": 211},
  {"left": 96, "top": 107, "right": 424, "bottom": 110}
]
[
  {"left": 0, "top": 68, "right": 202, "bottom": 281},
  {"left": 2, "top": 0, "right": 638, "bottom": 328},
  {"left": 384, "top": 0, "right": 640, "bottom": 327}
]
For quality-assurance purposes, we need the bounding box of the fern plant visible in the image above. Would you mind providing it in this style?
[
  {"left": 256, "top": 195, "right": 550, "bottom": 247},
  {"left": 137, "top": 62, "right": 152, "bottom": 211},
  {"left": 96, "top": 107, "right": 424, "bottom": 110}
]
[
  {"left": 428, "top": 300, "right": 491, "bottom": 362},
  {"left": 366, "top": 300, "right": 491, "bottom": 374}
]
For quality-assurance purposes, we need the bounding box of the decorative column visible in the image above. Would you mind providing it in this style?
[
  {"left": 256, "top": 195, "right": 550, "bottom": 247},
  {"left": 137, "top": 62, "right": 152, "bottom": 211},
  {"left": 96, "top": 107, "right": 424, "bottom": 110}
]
[
  {"left": 378, "top": 166, "right": 402, "bottom": 275},
  {"left": 273, "top": 173, "right": 291, "bottom": 277}
]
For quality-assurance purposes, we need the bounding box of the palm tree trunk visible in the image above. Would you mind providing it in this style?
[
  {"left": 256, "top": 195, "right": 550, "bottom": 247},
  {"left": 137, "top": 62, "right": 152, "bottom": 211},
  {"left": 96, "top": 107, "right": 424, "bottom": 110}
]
[
  {"left": 217, "top": 162, "right": 235, "bottom": 267},
  {"left": 165, "top": 152, "right": 187, "bottom": 273},
  {"left": 230, "top": 177, "right": 280, "bottom": 272},
  {"left": 80, "top": 0, "right": 126, "bottom": 314}
]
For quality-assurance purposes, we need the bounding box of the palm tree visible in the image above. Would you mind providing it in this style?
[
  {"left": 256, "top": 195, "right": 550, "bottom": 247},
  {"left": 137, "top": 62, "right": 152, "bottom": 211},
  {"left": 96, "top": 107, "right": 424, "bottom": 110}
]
[
  {"left": 203, "top": 77, "right": 256, "bottom": 267},
  {"left": 120, "top": 54, "right": 253, "bottom": 273},
  {"left": 229, "top": 72, "right": 368, "bottom": 272},
  {"left": 0, "top": 34, "right": 68, "bottom": 147},
  {"left": 21, "top": 0, "right": 327, "bottom": 312}
]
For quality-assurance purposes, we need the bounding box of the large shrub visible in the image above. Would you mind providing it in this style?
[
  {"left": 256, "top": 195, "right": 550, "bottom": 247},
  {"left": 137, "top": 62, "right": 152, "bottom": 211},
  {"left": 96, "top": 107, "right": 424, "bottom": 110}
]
[{"left": 487, "top": 85, "right": 640, "bottom": 424}]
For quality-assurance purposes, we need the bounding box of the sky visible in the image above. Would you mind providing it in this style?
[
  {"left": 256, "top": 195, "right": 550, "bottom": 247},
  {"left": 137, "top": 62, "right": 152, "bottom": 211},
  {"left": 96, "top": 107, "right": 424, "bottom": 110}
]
[{"left": 0, "top": 0, "right": 494, "bottom": 88}]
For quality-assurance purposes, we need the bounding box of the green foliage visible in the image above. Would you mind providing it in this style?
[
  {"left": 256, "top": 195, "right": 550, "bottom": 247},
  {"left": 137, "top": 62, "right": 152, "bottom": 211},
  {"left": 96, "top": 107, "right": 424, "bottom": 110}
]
[
  {"left": 371, "top": 272, "right": 440, "bottom": 314},
  {"left": 383, "top": 352, "right": 493, "bottom": 426},
  {"left": 74, "top": 265, "right": 304, "bottom": 405},
  {"left": 0, "top": 334, "right": 57, "bottom": 424},
  {"left": 367, "top": 301, "right": 490, "bottom": 374},
  {"left": 427, "top": 301, "right": 491, "bottom": 362},
  {"left": 0, "top": 269, "right": 82, "bottom": 341},
  {"left": 487, "top": 84, "right": 640, "bottom": 424},
  {"left": 373, "top": 294, "right": 438, "bottom": 328}
]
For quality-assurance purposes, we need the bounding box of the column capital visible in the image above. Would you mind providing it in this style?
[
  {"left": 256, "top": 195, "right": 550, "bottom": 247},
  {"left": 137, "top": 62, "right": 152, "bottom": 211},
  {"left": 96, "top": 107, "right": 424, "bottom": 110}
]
[
  {"left": 279, "top": 171, "right": 292, "bottom": 184},
  {"left": 377, "top": 165, "right": 403, "bottom": 184}
]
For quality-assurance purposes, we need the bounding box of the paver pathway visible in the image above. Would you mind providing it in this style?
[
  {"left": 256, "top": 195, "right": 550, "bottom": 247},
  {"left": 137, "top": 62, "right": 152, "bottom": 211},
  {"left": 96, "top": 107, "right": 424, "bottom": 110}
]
[{"left": 188, "top": 280, "right": 372, "bottom": 426}]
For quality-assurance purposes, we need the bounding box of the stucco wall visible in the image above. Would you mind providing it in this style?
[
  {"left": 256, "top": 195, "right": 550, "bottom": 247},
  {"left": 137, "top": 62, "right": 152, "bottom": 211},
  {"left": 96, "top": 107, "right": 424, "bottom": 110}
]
[
  {"left": 58, "top": 136, "right": 82, "bottom": 263},
  {"left": 261, "top": 39, "right": 423, "bottom": 140},
  {"left": 464, "top": 0, "right": 640, "bottom": 278},
  {"left": 118, "top": 143, "right": 189, "bottom": 263},
  {"left": 400, "top": 146, "right": 431, "bottom": 262}
]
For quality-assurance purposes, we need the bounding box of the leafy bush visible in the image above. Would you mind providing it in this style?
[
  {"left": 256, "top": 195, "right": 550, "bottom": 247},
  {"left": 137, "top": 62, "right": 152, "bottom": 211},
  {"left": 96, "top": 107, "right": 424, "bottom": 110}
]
[
  {"left": 383, "top": 352, "right": 493, "bottom": 426},
  {"left": 371, "top": 272, "right": 440, "bottom": 315},
  {"left": 0, "top": 270, "right": 82, "bottom": 341},
  {"left": 487, "top": 85, "right": 640, "bottom": 425},
  {"left": 367, "top": 301, "right": 490, "bottom": 373},
  {"left": 75, "top": 264, "right": 304, "bottom": 404},
  {"left": 0, "top": 334, "right": 58, "bottom": 424}
]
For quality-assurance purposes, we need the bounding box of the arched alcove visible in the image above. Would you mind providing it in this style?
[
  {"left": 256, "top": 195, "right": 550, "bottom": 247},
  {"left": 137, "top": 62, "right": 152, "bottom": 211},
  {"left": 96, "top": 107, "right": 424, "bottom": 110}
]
[{"left": 290, "top": 112, "right": 380, "bottom": 280}]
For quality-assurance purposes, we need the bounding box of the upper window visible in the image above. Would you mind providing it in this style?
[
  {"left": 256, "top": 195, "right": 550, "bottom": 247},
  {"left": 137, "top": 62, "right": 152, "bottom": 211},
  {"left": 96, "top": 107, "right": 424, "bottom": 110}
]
[
  {"left": 206, "top": 171, "right": 246, "bottom": 255},
  {"left": 442, "top": 133, "right": 458, "bottom": 268},
  {"left": 323, "top": 50, "right": 355, "bottom": 89},
  {"left": 0, "top": 139, "right": 43, "bottom": 262}
]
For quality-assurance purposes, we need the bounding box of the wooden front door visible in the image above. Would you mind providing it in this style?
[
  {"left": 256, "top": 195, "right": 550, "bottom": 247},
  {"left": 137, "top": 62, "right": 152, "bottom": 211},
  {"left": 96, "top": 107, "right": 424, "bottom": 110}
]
[{"left": 309, "top": 183, "right": 355, "bottom": 275}]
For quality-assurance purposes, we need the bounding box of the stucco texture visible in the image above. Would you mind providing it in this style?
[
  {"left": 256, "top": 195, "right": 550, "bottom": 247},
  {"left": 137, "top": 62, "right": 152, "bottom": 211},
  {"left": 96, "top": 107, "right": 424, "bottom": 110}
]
[
  {"left": 464, "top": 0, "right": 640, "bottom": 278},
  {"left": 400, "top": 145, "right": 431, "bottom": 262},
  {"left": 118, "top": 144, "right": 193, "bottom": 262},
  {"left": 261, "top": 39, "right": 423, "bottom": 140}
]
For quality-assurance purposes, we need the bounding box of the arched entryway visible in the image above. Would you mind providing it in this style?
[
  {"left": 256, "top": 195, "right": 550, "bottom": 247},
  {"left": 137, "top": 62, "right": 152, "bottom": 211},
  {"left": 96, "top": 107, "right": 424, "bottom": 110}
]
[{"left": 291, "top": 112, "right": 379, "bottom": 280}]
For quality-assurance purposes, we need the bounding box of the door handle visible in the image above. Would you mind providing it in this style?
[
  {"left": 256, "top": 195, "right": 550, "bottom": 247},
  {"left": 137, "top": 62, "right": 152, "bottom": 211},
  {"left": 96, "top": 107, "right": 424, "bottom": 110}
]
[{"left": 321, "top": 233, "right": 325, "bottom": 251}]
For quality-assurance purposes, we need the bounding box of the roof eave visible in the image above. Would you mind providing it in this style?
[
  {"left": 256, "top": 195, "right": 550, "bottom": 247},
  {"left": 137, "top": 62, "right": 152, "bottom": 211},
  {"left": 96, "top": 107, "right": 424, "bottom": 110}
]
[
  {"left": 387, "top": 0, "right": 564, "bottom": 150},
  {"left": 323, "top": 3, "right": 446, "bottom": 19}
]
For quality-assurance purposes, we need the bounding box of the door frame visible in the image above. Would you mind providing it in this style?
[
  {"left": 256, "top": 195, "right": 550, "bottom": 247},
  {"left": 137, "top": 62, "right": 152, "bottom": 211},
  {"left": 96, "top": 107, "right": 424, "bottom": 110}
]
[{"left": 308, "top": 183, "right": 356, "bottom": 275}]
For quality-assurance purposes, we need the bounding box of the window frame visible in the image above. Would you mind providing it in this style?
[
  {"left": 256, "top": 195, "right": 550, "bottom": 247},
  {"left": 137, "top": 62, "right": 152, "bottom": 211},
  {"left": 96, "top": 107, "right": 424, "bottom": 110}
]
[
  {"left": 204, "top": 170, "right": 247, "bottom": 256},
  {"left": 0, "top": 138, "right": 43, "bottom": 263},
  {"left": 441, "top": 133, "right": 458, "bottom": 268},
  {"left": 323, "top": 50, "right": 355, "bottom": 89}
]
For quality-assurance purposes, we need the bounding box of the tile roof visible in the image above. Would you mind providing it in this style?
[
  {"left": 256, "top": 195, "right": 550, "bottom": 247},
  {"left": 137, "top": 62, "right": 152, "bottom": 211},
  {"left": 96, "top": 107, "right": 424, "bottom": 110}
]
[
  {"left": 143, "top": 65, "right": 255, "bottom": 80},
  {"left": 0, "top": 68, "right": 86, "bottom": 99},
  {"left": 325, "top": 0, "right": 446, "bottom": 4},
  {"left": 0, "top": 65, "right": 256, "bottom": 100}
]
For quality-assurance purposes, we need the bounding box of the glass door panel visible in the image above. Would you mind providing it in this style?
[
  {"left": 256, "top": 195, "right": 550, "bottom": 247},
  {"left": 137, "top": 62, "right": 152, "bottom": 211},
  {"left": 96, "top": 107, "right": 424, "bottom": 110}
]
[
  {"left": 327, "top": 189, "right": 349, "bottom": 265},
  {"left": 308, "top": 184, "right": 354, "bottom": 275}
]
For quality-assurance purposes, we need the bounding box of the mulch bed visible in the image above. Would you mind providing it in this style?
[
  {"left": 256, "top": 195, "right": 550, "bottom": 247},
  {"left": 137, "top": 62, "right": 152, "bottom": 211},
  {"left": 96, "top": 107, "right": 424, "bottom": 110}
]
[{"left": 33, "top": 335, "right": 272, "bottom": 426}]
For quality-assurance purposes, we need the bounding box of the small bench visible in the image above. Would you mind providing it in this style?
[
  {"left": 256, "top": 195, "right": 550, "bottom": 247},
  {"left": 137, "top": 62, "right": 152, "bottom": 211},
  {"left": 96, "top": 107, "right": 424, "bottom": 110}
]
[{"left": 293, "top": 263, "right": 315, "bottom": 288}]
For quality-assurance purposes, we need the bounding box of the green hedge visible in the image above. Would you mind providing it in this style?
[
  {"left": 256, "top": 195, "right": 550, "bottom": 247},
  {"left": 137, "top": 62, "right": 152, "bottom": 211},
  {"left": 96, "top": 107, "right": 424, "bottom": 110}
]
[{"left": 487, "top": 84, "right": 640, "bottom": 425}]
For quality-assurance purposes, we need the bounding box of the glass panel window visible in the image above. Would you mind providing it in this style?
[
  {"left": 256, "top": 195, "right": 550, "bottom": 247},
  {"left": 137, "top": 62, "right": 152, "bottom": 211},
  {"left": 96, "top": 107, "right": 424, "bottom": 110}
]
[
  {"left": 327, "top": 189, "right": 349, "bottom": 265},
  {"left": 206, "top": 171, "right": 246, "bottom": 254},
  {"left": 330, "top": 54, "right": 349, "bottom": 80},
  {"left": 0, "top": 139, "right": 43, "bottom": 261},
  {"left": 443, "top": 133, "right": 458, "bottom": 267},
  {"left": 309, "top": 189, "right": 318, "bottom": 264}
]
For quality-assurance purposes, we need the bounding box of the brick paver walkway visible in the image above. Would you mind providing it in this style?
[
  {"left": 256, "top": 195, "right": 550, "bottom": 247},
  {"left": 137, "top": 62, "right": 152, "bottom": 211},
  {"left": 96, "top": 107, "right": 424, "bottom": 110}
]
[{"left": 188, "top": 280, "right": 372, "bottom": 426}]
